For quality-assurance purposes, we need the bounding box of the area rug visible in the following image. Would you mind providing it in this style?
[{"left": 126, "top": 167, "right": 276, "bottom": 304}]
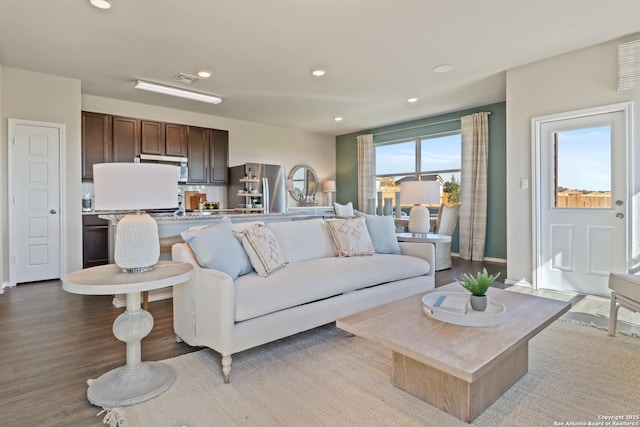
[{"left": 100, "top": 320, "right": 639, "bottom": 427}]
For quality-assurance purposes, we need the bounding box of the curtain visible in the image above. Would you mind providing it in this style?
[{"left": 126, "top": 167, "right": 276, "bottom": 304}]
[
  {"left": 356, "top": 134, "right": 375, "bottom": 214},
  {"left": 459, "top": 112, "right": 490, "bottom": 261}
]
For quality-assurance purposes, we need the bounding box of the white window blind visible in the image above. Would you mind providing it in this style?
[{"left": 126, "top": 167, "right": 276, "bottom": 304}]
[{"left": 618, "top": 39, "right": 640, "bottom": 90}]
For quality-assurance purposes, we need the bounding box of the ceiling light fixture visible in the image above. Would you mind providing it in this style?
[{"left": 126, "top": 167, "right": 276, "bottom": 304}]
[
  {"left": 197, "top": 71, "right": 211, "bottom": 78},
  {"left": 312, "top": 69, "right": 327, "bottom": 77},
  {"left": 433, "top": 64, "right": 453, "bottom": 73},
  {"left": 407, "top": 97, "right": 418, "bottom": 103},
  {"left": 90, "top": 0, "right": 112, "bottom": 9},
  {"left": 334, "top": 117, "right": 343, "bottom": 122},
  {"left": 135, "top": 80, "right": 222, "bottom": 104}
]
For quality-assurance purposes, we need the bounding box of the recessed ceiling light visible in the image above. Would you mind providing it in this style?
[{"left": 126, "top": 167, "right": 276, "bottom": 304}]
[
  {"left": 312, "top": 69, "right": 327, "bottom": 77},
  {"left": 89, "top": 0, "right": 112, "bottom": 9},
  {"left": 334, "top": 117, "right": 343, "bottom": 122},
  {"left": 433, "top": 64, "right": 453, "bottom": 73},
  {"left": 407, "top": 97, "right": 418, "bottom": 103},
  {"left": 197, "top": 71, "right": 211, "bottom": 78}
]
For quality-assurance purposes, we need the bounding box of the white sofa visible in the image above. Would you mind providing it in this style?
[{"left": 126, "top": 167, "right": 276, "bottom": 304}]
[{"left": 172, "top": 217, "right": 435, "bottom": 382}]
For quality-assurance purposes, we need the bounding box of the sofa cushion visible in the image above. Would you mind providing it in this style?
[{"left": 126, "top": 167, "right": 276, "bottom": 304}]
[
  {"left": 180, "top": 216, "right": 253, "bottom": 280},
  {"left": 233, "top": 254, "right": 431, "bottom": 322},
  {"left": 240, "top": 225, "right": 288, "bottom": 277},
  {"left": 326, "top": 217, "right": 375, "bottom": 257},
  {"left": 355, "top": 211, "right": 401, "bottom": 254},
  {"left": 334, "top": 201, "right": 355, "bottom": 217},
  {"left": 267, "top": 218, "right": 336, "bottom": 263}
]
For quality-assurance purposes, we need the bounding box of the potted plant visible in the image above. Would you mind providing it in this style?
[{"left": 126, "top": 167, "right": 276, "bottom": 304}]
[{"left": 457, "top": 268, "right": 500, "bottom": 311}]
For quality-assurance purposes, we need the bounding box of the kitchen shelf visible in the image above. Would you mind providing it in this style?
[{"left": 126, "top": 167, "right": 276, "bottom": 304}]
[
  {"left": 237, "top": 192, "right": 262, "bottom": 197},
  {"left": 234, "top": 208, "right": 264, "bottom": 212},
  {"left": 239, "top": 178, "right": 260, "bottom": 183}
]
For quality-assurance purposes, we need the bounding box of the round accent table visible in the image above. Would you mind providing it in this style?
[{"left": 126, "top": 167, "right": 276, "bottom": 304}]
[{"left": 62, "top": 261, "right": 194, "bottom": 408}]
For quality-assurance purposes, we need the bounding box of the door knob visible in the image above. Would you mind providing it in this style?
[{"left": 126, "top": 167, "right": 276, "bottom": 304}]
[
  {"left": 50, "top": 209, "right": 57, "bottom": 214},
  {"left": 616, "top": 212, "right": 624, "bottom": 219}
]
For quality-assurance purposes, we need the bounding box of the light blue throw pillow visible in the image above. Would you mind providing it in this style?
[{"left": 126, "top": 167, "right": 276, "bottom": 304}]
[
  {"left": 355, "top": 211, "right": 401, "bottom": 254},
  {"left": 180, "top": 216, "right": 253, "bottom": 280}
]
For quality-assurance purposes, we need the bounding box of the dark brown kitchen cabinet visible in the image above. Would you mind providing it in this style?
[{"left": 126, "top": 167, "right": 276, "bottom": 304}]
[
  {"left": 187, "top": 126, "right": 209, "bottom": 183},
  {"left": 81, "top": 112, "right": 110, "bottom": 180},
  {"left": 140, "top": 121, "right": 187, "bottom": 157},
  {"left": 209, "top": 129, "right": 229, "bottom": 184},
  {"left": 81, "top": 112, "right": 140, "bottom": 180},
  {"left": 165, "top": 123, "right": 188, "bottom": 157},
  {"left": 140, "top": 120, "right": 164, "bottom": 155},
  {"left": 82, "top": 215, "right": 109, "bottom": 268},
  {"left": 111, "top": 116, "right": 140, "bottom": 163}
]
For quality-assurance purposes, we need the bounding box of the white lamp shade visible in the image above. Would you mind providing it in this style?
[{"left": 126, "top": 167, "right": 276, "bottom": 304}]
[
  {"left": 93, "top": 163, "right": 178, "bottom": 211},
  {"left": 400, "top": 180, "right": 441, "bottom": 205},
  {"left": 93, "top": 163, "right": 178, "bottom": 272},
  {"left": 323, "top": 180, "right": 336, "bottom": 192}
]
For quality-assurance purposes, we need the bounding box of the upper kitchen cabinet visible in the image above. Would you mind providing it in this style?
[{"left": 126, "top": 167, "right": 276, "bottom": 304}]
[
  {"left": 186, "top": 126, "right": 209, "bottom": 183},
  {"left": 140, "top": 121, "right": 187, "bottom": 157},
  {"left": 82, "top": 112, "right": 140, "bottom": 180},
  {"left": 112, "top": 116, "right": 140, "bottom": 163},
  {"left": 82, "top": 112, "right": 110, "bottom": 180},
  {"left": 209, "top": 129, "right": 229, "bottom": 184}
]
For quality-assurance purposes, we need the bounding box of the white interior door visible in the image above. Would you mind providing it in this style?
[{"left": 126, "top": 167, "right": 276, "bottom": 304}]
[
  {"left": 534, "top": 105, "right": 630, "bottom": 297},
  {"left": 10, "top": 120, "right": 62, "bottom": 284}
]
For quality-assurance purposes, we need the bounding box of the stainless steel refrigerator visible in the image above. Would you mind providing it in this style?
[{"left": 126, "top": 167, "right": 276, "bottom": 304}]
[{"left": 228, "top": 163, "right": 287, "bottom": 214}]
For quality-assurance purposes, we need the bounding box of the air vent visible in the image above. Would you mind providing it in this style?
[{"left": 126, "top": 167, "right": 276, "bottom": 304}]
[
  {"left": 618, "top": 39, "right": 640, "bottom": 90},
  {"left": 173, "top": 73, "right": 200, "bottom": 84}
]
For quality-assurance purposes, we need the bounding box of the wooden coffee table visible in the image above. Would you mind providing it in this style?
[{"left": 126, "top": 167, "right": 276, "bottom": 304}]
[{"left": 336, "top": 283, "right": 571, "bottom": 423}]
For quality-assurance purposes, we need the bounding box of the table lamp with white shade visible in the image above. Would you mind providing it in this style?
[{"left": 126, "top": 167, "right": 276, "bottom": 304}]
[
  {"left": 400, "top": 180, "right": 441, "bottom": 234},
  {"left": 93, "top": 163, "right": 178, "bottom": 273},
  {"left": 323, "top": 180, "right": 336, "bottom": 206}
]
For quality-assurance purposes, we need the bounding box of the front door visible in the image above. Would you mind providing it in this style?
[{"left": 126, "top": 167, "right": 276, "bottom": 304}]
[
  {"left": 10, "top": 120, "right": 63, "bottom": 284},
  {"left": 534, "top": 104, "right": 630, "bottom": 297}
]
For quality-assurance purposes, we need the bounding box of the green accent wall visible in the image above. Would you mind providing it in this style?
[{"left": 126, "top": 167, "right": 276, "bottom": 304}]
[{"left": 335, "top": 102, "right": 506, "bottom": 260}]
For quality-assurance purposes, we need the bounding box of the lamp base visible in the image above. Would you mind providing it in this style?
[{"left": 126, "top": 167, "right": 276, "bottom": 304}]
[
  {"left": 114, "top": 213, "right": 160, "bottom": 273},
  {"left": 408, "top": 206, "right": 431, "bottom": 234}
]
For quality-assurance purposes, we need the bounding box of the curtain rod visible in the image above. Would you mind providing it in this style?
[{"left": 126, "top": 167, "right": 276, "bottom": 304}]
[{"left": 371, "top": 112, "right": 491, "bottom": 137}]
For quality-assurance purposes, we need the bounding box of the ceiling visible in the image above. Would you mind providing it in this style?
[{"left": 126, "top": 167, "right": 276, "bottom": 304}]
[{"left": 2, "top": 1, "right": 640, "bottom": 136}]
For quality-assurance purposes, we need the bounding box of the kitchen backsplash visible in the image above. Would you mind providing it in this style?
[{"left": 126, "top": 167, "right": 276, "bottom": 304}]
[{"left": 82, "top": 182, "right": 227, "bottom": 211}]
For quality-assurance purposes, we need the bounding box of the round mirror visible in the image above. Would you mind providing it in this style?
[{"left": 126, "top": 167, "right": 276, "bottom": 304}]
[{"left": 289, "top": 165, "right": 318, "bottom": 203}]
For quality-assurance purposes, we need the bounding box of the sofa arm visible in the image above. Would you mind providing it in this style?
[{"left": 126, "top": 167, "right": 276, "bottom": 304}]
[
  {"left": 172, "top": 243, "right": 236, "bottom": 351},
  {"left": 398, "top": 241, "right": 436, "bottom": 277}
]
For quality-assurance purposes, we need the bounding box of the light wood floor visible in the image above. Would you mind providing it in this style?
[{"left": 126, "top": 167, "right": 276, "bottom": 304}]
[{"left": 0, "top": 258, "right": 505, "bottom": 427}]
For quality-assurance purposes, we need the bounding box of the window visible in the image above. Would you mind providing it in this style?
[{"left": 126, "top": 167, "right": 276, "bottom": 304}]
[
  {"left": 375, "top": 133, "right": 461, "bottom": 211},
  {"left": 553, "top": 125, "right": 611, "bottom": 209}
]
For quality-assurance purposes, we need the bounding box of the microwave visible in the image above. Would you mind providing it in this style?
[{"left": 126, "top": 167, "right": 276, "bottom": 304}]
[{"left": 136, "top": 154, "right": 188, "bottom": 183}]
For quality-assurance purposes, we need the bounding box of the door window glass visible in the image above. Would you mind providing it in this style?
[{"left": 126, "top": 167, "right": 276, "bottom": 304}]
[{"left": 554, "top": 125, "right": 611, "bottom": 209}]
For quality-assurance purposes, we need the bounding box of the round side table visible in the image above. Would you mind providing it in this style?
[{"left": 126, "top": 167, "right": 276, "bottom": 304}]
[{"left": 62, "top": 261, "right": 194, "bottom": 408}]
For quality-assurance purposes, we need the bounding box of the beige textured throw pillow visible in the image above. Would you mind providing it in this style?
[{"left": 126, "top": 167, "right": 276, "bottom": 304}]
[
  {"left": 326, "top": 217, "right": 375, "bottom": 257},
  {"left": 240, "top": 225, "right": 288, "bottom": 277}
]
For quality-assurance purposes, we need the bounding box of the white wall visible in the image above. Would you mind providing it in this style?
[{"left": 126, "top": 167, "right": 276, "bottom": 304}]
[
  {"left": 82, "top": 95, "right": 336, "bottom": 206},
  {"left": 506, "top": 33, "right": 640, "bottom": 285},
  {"left": 1, "top": 67, "right": 83, "bottom": 286}
]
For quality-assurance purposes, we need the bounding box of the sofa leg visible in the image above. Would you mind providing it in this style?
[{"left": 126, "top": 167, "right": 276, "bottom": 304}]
[
  {"left": 222, "top": 354, "right": 232, "bottom": 383},
  {"left": 609, "top": 293, "right": 620, "bottom": 337}
]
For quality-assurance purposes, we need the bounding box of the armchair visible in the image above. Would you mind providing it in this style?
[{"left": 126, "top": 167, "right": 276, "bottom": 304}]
[
  {"left": 608, "top": 273, "right": 640, "bottom": 336},
  {"left": 433, "top": 203, "right": 460, "bottom": 270}
]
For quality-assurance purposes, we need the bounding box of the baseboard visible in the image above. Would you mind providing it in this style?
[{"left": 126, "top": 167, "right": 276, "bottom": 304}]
[
  {"left": 0, "top": 281, "right": 15, "bottom": 294},
  {"left": 112, "top": 287, "right": 174, "bottom": 308},
  {"left": 504, "top": 279, "right": 533, "bottom": 287},
  {"left": 451, "top": 254, "right": 507, "bottom": 264}
]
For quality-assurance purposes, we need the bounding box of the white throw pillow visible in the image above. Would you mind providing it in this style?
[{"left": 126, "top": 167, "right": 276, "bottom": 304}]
[
  {"left": 355, "top": 211, "right": 401, "bottom": 254},
  {"left": 240, "top": 225, "right": 288, "bottom": 277},
  {"left": 180, "top": 216, "right": 253, "bottom": 279},
  {"left": 333, "top": 201, "right": 355, "bottom": 217},
  {"left": 326, "top": 217, "right": 375, "bottom": 257}
]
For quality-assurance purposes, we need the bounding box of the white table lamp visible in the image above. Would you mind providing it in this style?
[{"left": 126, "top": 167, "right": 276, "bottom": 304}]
[
  {"left": 323, "top": 180, "right": 336, "bottom": 206},
  {"left": 400, "top": 180, "right": 441, "bottom": 234},
  {"left": 93, "top": 163, "right": 178, "bottom": 273}
]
